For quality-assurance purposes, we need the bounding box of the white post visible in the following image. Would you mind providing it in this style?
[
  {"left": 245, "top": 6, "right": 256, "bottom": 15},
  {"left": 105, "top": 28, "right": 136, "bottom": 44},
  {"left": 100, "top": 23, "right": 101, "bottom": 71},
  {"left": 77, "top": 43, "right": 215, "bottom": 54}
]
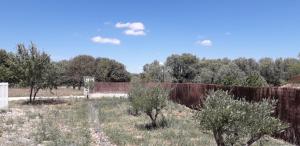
[{"left": 0, "top": 83, "right": 8, "bottom": 110}]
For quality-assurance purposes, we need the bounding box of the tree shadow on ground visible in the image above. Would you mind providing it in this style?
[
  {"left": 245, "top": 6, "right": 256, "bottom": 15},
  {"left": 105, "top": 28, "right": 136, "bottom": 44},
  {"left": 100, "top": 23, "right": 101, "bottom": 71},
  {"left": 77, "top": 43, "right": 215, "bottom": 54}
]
[
  {"left": 22, "top": 99, "right": 67, "bottom": 105},
  {"left": 135, "top": 118, "right": 170, "bottom": 130}
]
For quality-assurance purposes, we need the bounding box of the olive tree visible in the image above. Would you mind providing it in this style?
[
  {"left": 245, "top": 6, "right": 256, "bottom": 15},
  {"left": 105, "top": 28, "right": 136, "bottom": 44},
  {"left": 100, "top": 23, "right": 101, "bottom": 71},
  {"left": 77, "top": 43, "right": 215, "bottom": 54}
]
[
  {"left": 128, "top": 83, "right": 169, "bottom": 127},
  {"left": 194, "top": 90, "right": 287, "bottom": 146}
]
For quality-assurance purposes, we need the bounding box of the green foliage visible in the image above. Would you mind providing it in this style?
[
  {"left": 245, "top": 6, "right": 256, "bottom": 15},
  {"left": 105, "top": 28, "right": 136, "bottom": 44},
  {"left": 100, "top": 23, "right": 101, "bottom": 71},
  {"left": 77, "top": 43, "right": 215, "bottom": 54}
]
[
  {"left": 194, "top": 90, "right": 287, "bottom": 146},
  {"left": 233, "top": 58, "right": 259, "bottom": 75},
  {"left": 242, "top": 72, "right": 268, "bottom": 87},
  {"left": 166, "top": 53, "right": 199, "bottom": 83},
  {"left": 288, "top": 63, "right": 300, "bottom": 78},
  {"left": 142, "top": 60, "right": 165, "bottom": 82},
  {"left": 245, "top": 57, "right": 296, "bottom": 86},
  {"left": 145, "top": 53, "right": 300, "bottom": 86},
  {"left": 215, "top": 63, "right": 246, "bottom": 86},
  {"left": 128, "top": 82, "right": 169, "bottom": 127},
  {"left": 66, "top": 55, "right": 96, "bottom": 89},
  {"left": 194, "top": 68, "right": 215, "bottom": 84},
  {"left": 53, "top": 60, "right": 71, "bottom": 86},
  {"left": 0, "top": 49, "right": 19, "bottom": 84},
  {"left": 14, "top": 43, "right": 58, "bottom": 102},
  {"left": 95, "top": 57, "right": 130, "bottom": 82}
]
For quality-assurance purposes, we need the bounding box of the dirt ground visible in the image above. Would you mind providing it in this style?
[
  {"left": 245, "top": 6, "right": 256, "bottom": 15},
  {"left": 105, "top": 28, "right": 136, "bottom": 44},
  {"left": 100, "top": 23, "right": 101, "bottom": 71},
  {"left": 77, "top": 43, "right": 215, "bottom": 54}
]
[{"left": 8, "top": 87, "right": 83, "bottom": 97}]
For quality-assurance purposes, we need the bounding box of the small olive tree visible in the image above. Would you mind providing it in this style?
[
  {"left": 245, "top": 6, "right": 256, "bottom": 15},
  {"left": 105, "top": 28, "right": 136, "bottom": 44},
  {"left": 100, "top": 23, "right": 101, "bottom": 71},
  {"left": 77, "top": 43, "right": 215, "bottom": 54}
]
[
  {"left": 194, "top": 90, "right": 287, "bottom": 146},
  {"left": 128, "top": 82, "right": 169, "bottom": 127}
]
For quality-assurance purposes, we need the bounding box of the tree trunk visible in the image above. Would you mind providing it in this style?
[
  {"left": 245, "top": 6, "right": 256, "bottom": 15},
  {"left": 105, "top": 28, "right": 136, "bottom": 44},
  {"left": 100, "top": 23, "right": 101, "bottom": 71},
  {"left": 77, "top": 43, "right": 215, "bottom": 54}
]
[
  {"left": 33, "top": 88, "right": 40, "bottom": 101},
  {"left": 147, "top": 112, "right": 157, "bottom": 127},
  {"left": 29, "top": 85, "right": 34, "bottom": 103},
  {"left": 213, "top": 130, "right": 225, "bottom": 146},
  {"left": 244, "top": 133, "right": 263, "bottom": 146}
]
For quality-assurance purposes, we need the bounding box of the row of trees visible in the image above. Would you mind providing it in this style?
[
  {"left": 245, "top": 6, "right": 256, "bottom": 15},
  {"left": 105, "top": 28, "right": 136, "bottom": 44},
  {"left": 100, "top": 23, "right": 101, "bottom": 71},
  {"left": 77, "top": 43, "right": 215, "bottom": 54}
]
[
  {"left": 141, "top": 53, "right": 300, "bottom": 86},
  {"left": 0, "top": 43, "right": 131, "bottom": 102},
  {"left": 59, "top": 55, "right": 130, "bottom": 89},
  {"left": 1, "top": 43, "right": 300, "bottom": 97}
]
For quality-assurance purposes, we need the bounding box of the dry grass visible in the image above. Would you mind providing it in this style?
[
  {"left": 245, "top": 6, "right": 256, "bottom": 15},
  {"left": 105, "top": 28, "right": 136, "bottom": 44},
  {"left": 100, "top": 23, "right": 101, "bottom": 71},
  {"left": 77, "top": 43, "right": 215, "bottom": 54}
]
[
  {"left": 0, "top": 98, "right": 293, "bottom": 146},
  {"left": 8, "top": 87, "right": 83, "bottom": 97},
  {"left": 97, "top": 98, "right": 292, "bottom": 146},
  {"left": 0, "top": 99, "right": 113, "bottom": 146}
]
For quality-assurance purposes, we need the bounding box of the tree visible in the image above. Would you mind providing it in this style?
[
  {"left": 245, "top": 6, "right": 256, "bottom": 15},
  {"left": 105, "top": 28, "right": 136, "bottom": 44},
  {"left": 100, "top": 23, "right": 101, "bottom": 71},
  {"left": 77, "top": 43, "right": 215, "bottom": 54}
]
[
  {"left": 242, "top": 71, "right": 268, "bottom": 87},
  {"left": 259, "top": 58, "right": 280, "bottom": 86},
  {"left": 194, "top": 90, "right": 287, "bottom": 146},
  {"left": 165, "top": 53, "right": 199, "bottom": 83},
  {"left": 215, "top": 63, "right": 246, "bottom": 86},
  {"left": 54, "top": 60, "right": 70, "bottom": 86},
  {"left": 94, "top": 58, "right": 130, "bottom": 82},
  {"left": 15, "top": 43, "right": 58, "bottom": 102},
  {"left": 128, "top": 83, "right": 169, "bottom": 127},
  {"left": 197, "top": 59, "right": 227, "bottom": 83},
  {"left": 194, "top": 68, "right": 215, "bottom": 84},
  {"left": 0, "top": 49, "right": 19, "bottom": 84},
  {"left": 66, "top": 55, "right": 95, "bottom": 89},
  {"left": 288, "top": 63, "right": 300, "bottom": 77},
  {"left": 233, "top": 58, "right": 259, "bottom": 75},
  {"left": 0, "top": 49, "right": 11, "bottom": 82},
  {"left": 142, "top": 60, "right": 164, "bottom": 82}
]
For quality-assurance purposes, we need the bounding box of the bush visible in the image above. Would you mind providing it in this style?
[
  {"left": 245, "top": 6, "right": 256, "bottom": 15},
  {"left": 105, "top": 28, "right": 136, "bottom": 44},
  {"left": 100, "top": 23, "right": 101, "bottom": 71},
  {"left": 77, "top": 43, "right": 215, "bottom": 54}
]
[
  {"left": 128, "top": 82, "right": 169, "bottom": 128},
  {"left": 194, "top": 90, "right": 287, "bottom": 146},
  {"left": 242, "top": 71, "right": 268, "bottom": 87}
]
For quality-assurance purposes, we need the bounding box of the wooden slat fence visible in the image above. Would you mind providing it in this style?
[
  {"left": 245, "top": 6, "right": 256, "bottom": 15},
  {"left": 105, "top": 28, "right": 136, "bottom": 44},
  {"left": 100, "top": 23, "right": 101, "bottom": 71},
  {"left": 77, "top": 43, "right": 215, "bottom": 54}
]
[{"left": 93, "top": 82, "right": 300, "bottom": 145}]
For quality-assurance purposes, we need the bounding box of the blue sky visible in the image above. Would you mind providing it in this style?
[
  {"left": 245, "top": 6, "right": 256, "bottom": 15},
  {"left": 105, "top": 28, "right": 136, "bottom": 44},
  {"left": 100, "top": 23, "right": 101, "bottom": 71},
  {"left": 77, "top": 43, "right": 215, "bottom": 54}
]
[{"left": 0, "top": 0, "right": 300, "bottom": 73}]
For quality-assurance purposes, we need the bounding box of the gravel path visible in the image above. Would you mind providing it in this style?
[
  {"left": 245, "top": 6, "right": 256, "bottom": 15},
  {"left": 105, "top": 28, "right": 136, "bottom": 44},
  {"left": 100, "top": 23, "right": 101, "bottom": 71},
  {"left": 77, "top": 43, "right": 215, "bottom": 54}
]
[{"left": 88, "top": 102, "right": 115, "bottom": 146}]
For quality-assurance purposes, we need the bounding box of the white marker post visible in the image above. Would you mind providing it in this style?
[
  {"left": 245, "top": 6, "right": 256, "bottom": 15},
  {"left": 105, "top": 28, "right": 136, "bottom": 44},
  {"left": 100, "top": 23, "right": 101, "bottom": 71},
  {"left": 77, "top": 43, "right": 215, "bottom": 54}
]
[
  {"left": 0, "top": 83, "right": 8, "bottom": 110},
  {"left": 83, "top": 76, "right": 95, "bottom": 99}
]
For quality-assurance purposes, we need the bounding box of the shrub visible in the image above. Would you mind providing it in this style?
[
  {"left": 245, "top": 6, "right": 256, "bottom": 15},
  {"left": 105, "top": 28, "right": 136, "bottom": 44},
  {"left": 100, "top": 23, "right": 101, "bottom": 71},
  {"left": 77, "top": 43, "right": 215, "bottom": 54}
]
[
  {"left": 128, "top": 80, "right": 145, "bottom": 115},
  {"left": 242, "top": 71, "right": 268, "bottom": 87},
  {"left": 128, "top": 83, "right": 169, "bottom": 127},
  {"left": 194, "top": 90, "right": 287, "bottom": 146}
]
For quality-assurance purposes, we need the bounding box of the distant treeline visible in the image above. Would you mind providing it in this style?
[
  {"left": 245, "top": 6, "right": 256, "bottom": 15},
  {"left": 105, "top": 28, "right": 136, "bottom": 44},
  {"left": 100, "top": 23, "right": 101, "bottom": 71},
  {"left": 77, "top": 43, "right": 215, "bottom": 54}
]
[
  {"left": 0, "top": 43, "right": 131, "bottom": 91},
  {"left": 141, "top": 53, "right": 300, "bottom": 87},
  {"left": 1, "top": 43, "right": 300, "bottom": 90}
]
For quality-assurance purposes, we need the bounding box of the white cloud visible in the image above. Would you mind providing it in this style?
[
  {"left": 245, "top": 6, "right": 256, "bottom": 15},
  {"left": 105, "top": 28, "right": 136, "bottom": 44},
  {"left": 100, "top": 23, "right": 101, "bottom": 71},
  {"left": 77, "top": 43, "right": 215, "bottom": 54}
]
[
  {"left": 196, "top": 39, "right": 213, "bottom": 47},
  {"left": 91, "top": 36, "right": 120, "bottom": 45},
  {"left": 115, "top": 22, "right": 146, "bottom": 36},
  {"left": 124, "top": 29, "right": 145, "bottom": 36}
]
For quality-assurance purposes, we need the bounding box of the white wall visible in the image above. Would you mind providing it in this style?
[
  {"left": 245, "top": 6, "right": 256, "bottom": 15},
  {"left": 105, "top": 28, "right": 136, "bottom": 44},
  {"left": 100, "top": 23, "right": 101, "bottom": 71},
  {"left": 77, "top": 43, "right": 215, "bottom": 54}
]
[{"left": 0, "top": 83, "right": 8, "bottom": 109}]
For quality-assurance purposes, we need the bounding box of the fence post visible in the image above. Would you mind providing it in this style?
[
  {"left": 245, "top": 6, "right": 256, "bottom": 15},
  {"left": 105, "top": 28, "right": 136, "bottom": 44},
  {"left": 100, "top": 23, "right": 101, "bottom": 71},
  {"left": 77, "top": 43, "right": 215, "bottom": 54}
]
[{"left": 0, "top": 82, "right": 8, "bottom": 110}]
